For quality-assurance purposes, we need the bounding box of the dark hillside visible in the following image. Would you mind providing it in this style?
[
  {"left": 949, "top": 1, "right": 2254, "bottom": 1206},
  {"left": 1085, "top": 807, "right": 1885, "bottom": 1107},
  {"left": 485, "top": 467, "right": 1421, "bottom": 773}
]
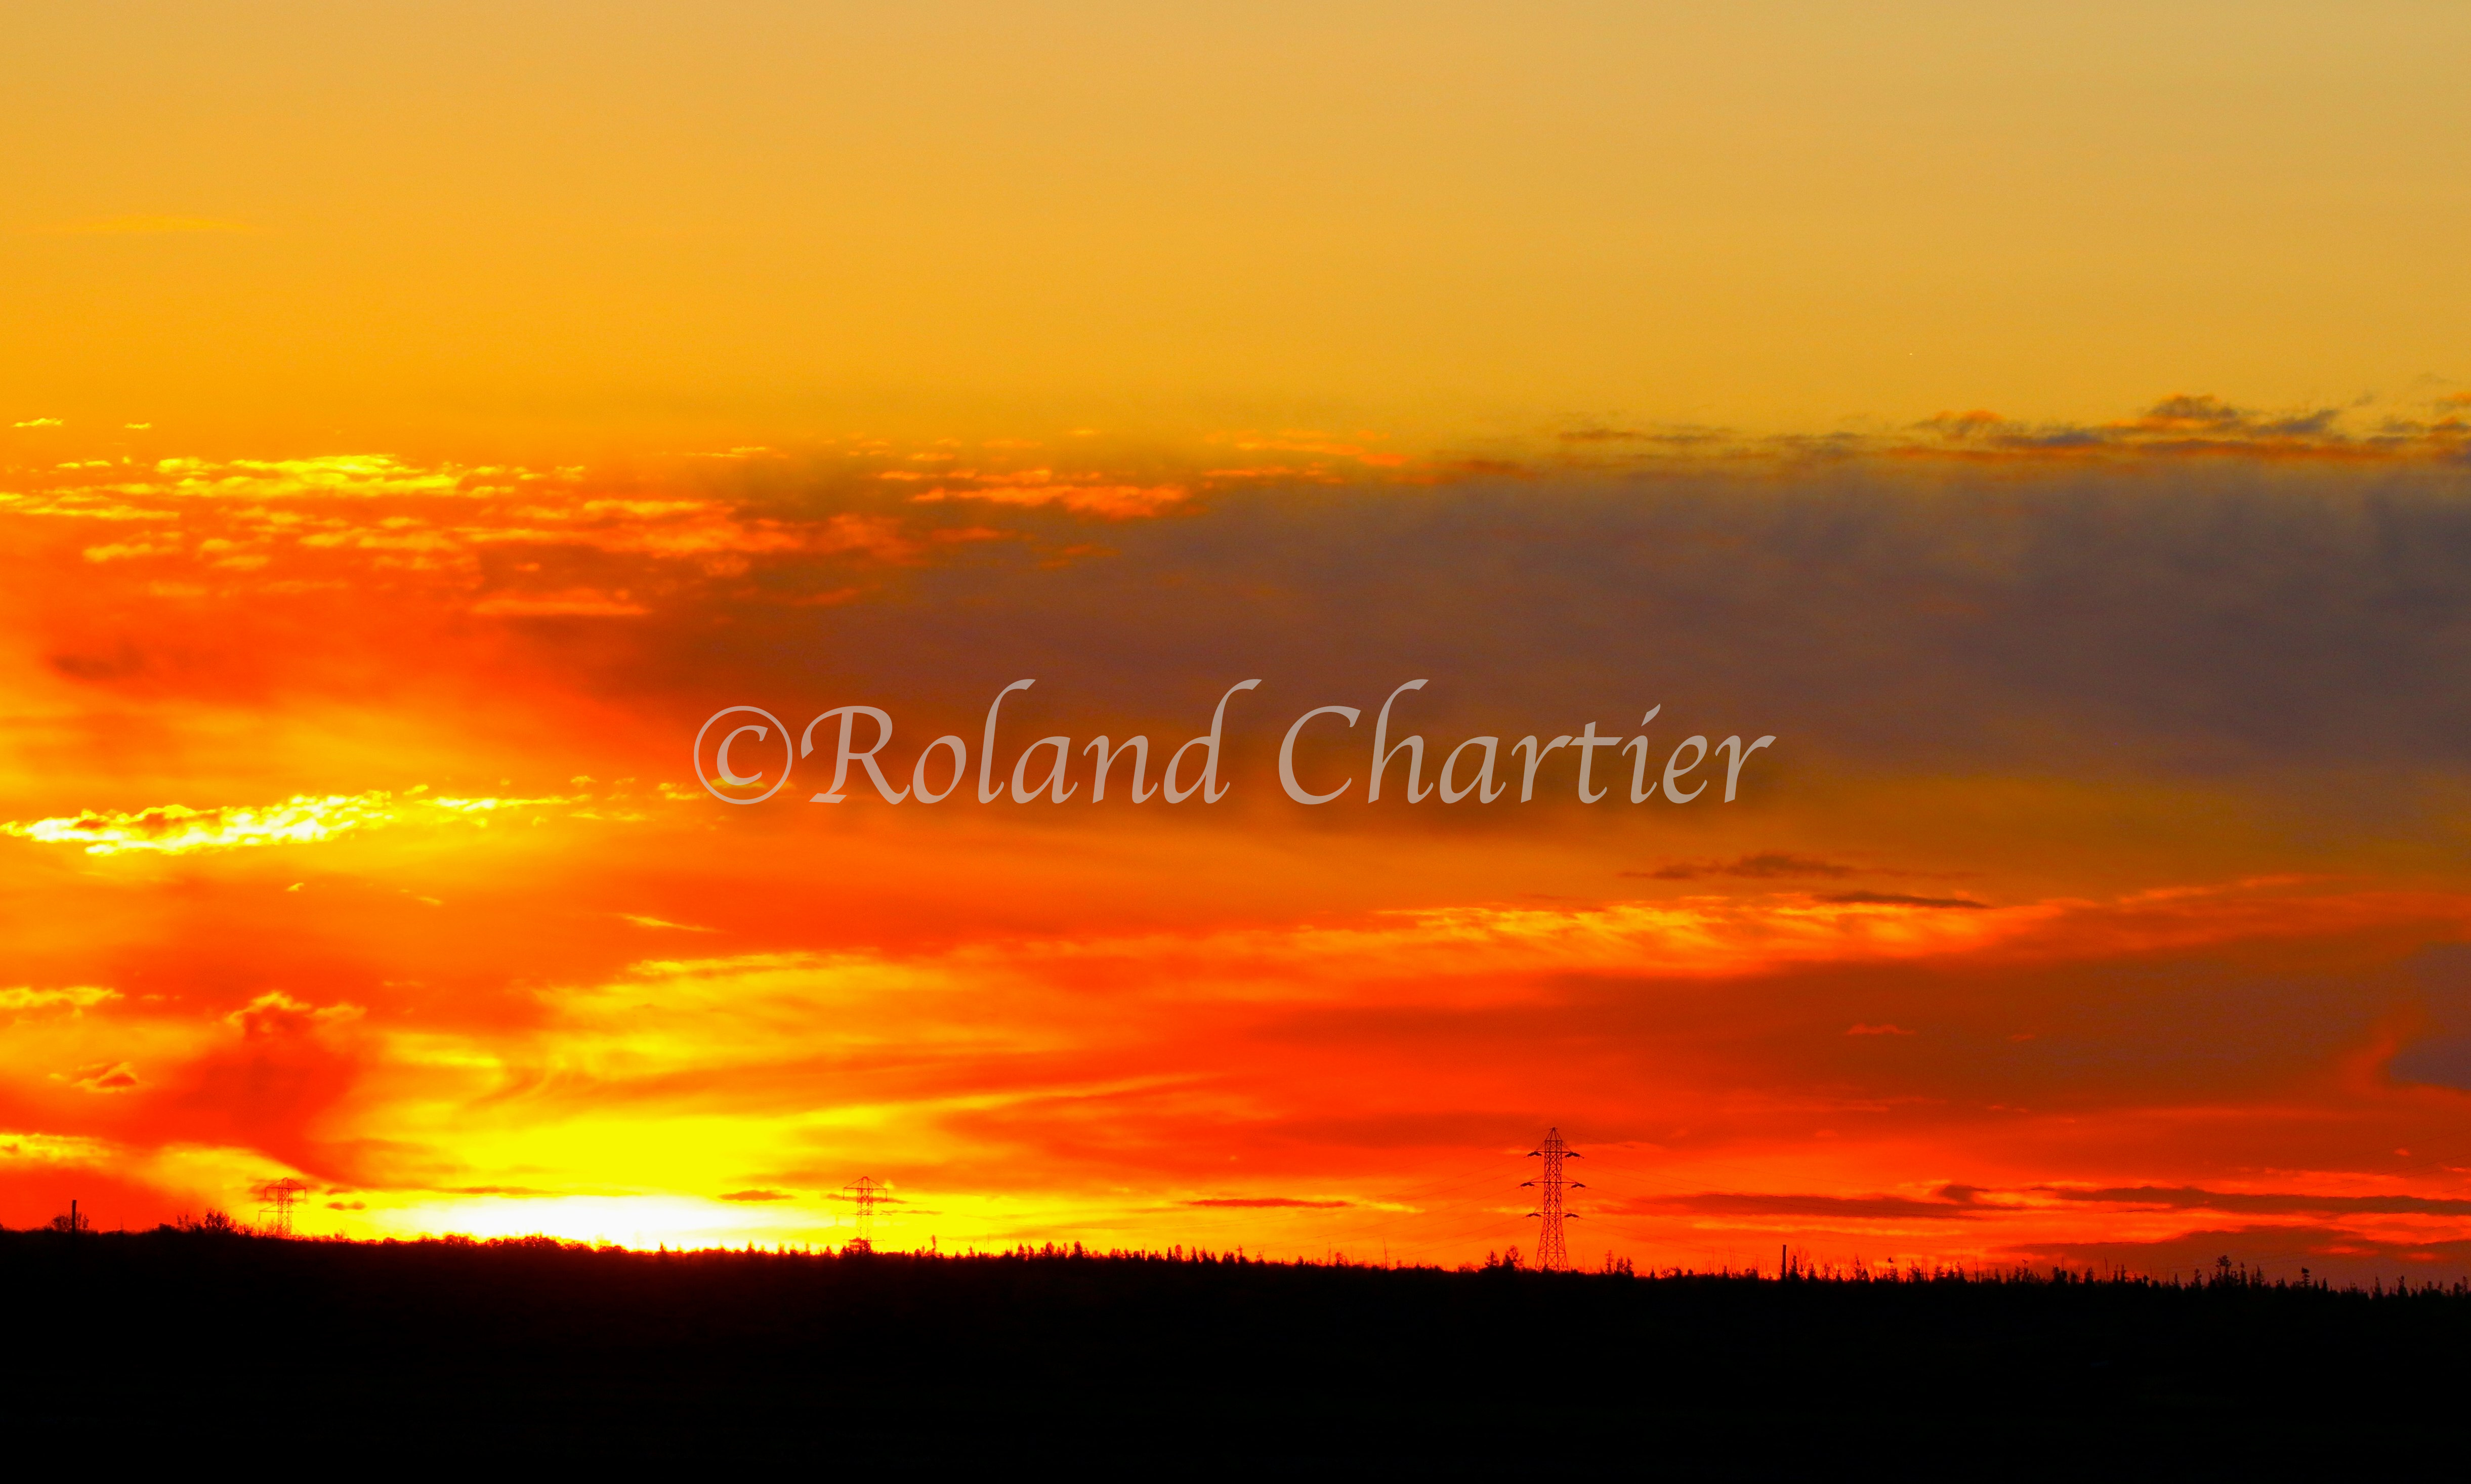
[{"left": 5, "top": 1229, "right": 2464, "bottom": 1469}]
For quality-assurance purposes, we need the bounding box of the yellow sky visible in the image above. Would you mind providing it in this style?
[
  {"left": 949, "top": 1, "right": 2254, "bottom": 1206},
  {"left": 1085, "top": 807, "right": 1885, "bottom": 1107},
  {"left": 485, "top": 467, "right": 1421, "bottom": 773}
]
[{"left": 8, "top": 1, "right": 2468, "bottom": 452}]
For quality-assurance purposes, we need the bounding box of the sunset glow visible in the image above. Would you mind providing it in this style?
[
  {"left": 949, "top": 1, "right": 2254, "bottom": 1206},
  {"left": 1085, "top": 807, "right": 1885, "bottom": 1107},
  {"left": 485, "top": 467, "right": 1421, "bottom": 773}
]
[{"left": 8, "top": 2, "right": 2471, "bottom": 1287}]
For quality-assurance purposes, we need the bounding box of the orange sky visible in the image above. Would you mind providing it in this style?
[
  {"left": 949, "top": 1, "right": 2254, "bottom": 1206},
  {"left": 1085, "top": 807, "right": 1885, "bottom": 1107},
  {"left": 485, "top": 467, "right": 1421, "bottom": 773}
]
[{"left": 7, "top": 3, "right": 2471, "bottom": 1281}]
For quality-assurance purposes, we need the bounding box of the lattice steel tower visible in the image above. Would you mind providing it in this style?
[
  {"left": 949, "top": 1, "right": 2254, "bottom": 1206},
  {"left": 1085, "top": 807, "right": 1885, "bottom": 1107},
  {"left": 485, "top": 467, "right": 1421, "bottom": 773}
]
[
  {"left": 843, "top": 1176, "right": 880, "bottom": 1252},
  {"left": 252, "top": 1178, "right": 311, "bottom": 1238},
  {"left": 1522, "top": 1129, "right": 1583, "bottom": 1270}
]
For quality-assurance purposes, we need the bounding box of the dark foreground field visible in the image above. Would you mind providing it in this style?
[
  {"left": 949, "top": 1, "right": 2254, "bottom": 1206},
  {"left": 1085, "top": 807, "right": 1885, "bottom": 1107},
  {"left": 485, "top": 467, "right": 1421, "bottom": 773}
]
[{"left": 6, "top": 1230, "right": 2465, "bottom": 1471}]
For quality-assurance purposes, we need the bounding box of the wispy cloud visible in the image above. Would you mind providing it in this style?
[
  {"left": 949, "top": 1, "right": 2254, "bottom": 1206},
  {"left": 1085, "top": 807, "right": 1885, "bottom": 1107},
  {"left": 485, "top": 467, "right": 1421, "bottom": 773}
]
[
  {"left": 470, "top": 590, "right": 649, "bottom": 618},
  {"left": 1892, "top": 393, "right": 2465, "bottom": 463},
  {"left": 1819, "top": 892, "right": 1985, "bottom": 911},
  {"left": 909, "top": 471, "right": 1190, "bottom": 518},
  {"left": 1, "top": 985, "right": 120, "bottom": 1011},
  {"left": 1, "top": 787, "right": 589, "bottom": 855},
  {"left": 1625, "top": 1191, "right": 1985, "bottom": 1220},
  {"left": 66, "top": 1061, "right": 140, "bottom": 1093},
  {"left": 1551, "top": 393, "right": 2471, "bottom": 469},
  {"left": 2045, "top": 1185, "right": 2471, "bottom": 1217},
  {"left": 151, "top": 454, "right": 489, "bottom": 498},
  {"left": 0, "top": 1131, "right": 115, "bottom": 1164},
  {"left": 1184, "top": 1196, "right": 1354, "bottom": 1208},
  {"left": 1625, "top": 853, "right": 1858, "bottom": 881},
  {"left": 619, "top": 914, "right": 718, "bottom": 933}
]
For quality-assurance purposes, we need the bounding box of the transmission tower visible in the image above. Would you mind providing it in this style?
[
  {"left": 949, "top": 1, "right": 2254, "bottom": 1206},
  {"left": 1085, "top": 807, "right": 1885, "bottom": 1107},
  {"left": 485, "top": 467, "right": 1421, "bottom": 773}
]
[
  {"left": 843, "top": 1176, "right": 879, "bottom": 1252},
  {"left": 1522, "top": 1129, "right": 1583, "bottom": 1270},
  {"left": 252, "top": 1178, "right": 311, "bottom": 1238}
]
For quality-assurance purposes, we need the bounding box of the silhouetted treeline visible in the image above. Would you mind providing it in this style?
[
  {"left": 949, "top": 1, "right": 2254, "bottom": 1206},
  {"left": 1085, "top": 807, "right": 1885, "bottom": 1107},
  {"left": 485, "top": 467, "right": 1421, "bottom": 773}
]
[{"left": 5, "top": 1225, "right": 2467, "bottom": 1467}]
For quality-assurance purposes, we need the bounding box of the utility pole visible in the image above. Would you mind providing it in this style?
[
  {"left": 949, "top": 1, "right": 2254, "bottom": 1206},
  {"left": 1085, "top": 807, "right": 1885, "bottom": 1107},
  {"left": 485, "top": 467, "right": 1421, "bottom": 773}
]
[
  {"left": 1522, "top": 1128, "right": 1584, "bottom": 1271},
  {"left": 843, "top": 1176, "right": 879, "bottom": 1252},
  {"left": 252, "top": 1178, "right": 311, "bottom": 1238}
]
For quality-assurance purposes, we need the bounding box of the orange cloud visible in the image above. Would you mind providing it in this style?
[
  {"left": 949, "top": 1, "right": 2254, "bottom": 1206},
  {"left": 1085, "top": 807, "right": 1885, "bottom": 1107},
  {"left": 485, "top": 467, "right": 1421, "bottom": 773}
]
[
  {"left": 1, "top": 789, "right": 587, "bottom": 855},
  {"left": 9, "top": 447, "right": 2471, "bottom": 1285},
  {"left": 911, "top": 473, "right": 1191, "bottom": 518},
  {"left": 65, "top": 1061, "right": 140, "bottom": 1092}
]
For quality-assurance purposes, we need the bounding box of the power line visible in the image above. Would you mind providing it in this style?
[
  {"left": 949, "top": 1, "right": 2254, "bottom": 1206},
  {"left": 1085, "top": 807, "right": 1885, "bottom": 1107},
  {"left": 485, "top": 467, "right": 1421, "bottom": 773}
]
[
  {"left": 843, "top": 1176, "right": 880, "bottom": 1252},
  {"left": 253, "top": 1178, "right": 311, "bottom": 1238},
  {"left": 1522, "top": 1128, "right": 1582, "bottom": 1270}
]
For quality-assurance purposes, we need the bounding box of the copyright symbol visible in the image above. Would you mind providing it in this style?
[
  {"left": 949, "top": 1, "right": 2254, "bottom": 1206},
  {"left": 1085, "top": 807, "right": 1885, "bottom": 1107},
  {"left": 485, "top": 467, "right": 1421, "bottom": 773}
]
[{"left": 693, "top": 706, "right": 794, "bottom": 805}]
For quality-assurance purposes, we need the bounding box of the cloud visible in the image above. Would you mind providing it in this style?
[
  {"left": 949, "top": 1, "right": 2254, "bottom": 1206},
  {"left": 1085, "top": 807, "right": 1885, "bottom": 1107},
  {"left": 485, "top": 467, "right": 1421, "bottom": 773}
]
[
  {"left": 471, "top": 589, "right": 650, "bottom": 618},
  {"left": 1, "top": 788, "right": 585, "bottom": 854},
  {"left": 1534, "top": 393, "right": 2471, "bottom": 470},
  {"left": 226, "top": 991, "right": 363, "bottom": 1039},
  {"left": 0, "top": 492, "right": 176, "bottom": 521},
  {"left": 1212, "top": 431, "right": 1409, "bottom": 469},
  {"left": 1844, "top": 1023, "right": 1914, "bottom": 1036},
  {"left": 67, "top": 1061, "right": 140, "bottom": 1093},
  {"left": 1625, "top": 1192, "right": 1983, "bottom": 1220},
  {"left": 0, "top": 1131, "right": 115, "bottom": 1165},
  {"left": 82, "top": 541, "right": 178, "bottom": 563},
  {"left": 20, "top": 429, "right": 2471, "bottom": 1260},
  {"left": 14, "top": 417, "right": 62, "bottom": 428},
  {"left": 1891, "top": 394, "right": 2453, "bottom": 463},
  {"left": 911, "top": 477, "right": 1190, "bottom": 518},
  {"left": 151, "top": 454, "right": 479, "bottom": 498},
  {"left": 0, "top": 986, "right": 119, "bottom": 1012},
  {"left": 718, "top": 1189, "right": 793, "bottom": 1202},
  {"left": 2044, "top": 1185, "right": 2471, "bottom": 1218},
  {"left": 1543, "top": 393, "right": 2471, "bottom": 470},
  {"left": 1625, "top": 854, "right": 1858, "bottom": 881},
  {"left": 1819, "top": 892, "right": 1986, "bottom": 910},
  {"left": 1624, "top": 1183, "right": 2471, "bottom": 1238},
  {"left": 1184, "top": 1196, "right": 1354, "bottom": 1208},
  {"left": 619, "top": 914, "right": 718, "bottom": 933}
]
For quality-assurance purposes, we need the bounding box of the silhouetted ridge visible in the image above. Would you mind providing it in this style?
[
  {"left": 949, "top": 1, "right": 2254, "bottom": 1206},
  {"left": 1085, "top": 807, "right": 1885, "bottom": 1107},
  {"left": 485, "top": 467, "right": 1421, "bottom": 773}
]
[{"left": 6, "top": 1228, "right": 2467, "bottom": 1465}]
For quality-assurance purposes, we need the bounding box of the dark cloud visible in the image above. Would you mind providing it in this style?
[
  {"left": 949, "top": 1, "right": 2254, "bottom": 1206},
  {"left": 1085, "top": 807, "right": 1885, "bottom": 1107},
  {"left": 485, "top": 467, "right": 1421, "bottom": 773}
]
[
  {"left": 1631, "top": 1181, "right": 2471, "bottom": 1228},
  {"left": 1906, "top": 395, "right": 2411, "bottom": 455},
  {"left": 650, "top": 457, "right": 2471, "bottom": 816},
  {"left": 1618, "top": 1192, "right": 1983, "bottom": 1221},
  {"left": 1624, "top": 853, "right": 1857, "bottom": 881},
  {"left": 2391, "top": 944, "right": 2471, "bottom": 1091},
  {"left": 1818, "top": 892, "right": 1985, "bottom": 910},
  {"left": 24, "top": 448, "right": 2471, "bottom": 802},
  {"left": 717, "top": 1189, "right": 792, "bottom": 1202},
  {"left": 1551, "top": 394, "right": 2470, "bottom": 465},
  {"left": 2046, "top": 1185, "right": 2471, "bottom": 1217}
]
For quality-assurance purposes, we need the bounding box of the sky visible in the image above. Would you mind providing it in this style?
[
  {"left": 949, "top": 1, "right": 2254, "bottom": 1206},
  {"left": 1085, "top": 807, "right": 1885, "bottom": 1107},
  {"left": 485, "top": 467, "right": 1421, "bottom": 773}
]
[{"left": 6, "top": 2, "right": 2471, "bottom": 1281}]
